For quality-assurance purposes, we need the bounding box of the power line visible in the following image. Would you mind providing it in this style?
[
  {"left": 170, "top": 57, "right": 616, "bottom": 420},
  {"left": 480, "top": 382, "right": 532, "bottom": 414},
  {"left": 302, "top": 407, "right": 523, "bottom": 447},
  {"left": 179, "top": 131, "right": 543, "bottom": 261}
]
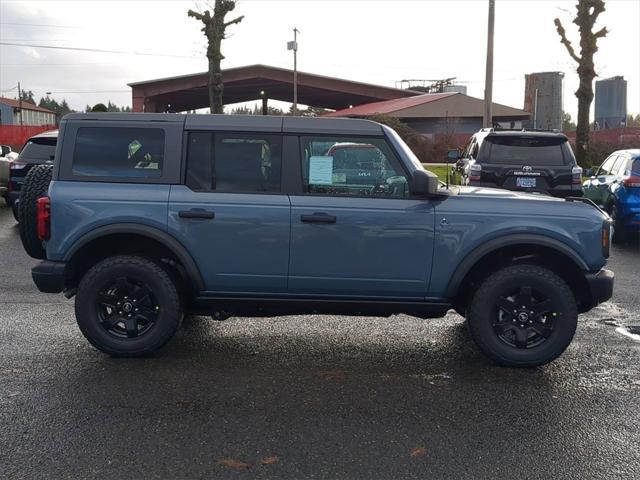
[
  {"left": 44, "top": 90, "right": 130, "bottom": 93},
  {"left": 0, "top": 21, "right": 82, "bottom": 29},
  {"left": 0, "top": 41, "right": 201, "bottom": 59}
]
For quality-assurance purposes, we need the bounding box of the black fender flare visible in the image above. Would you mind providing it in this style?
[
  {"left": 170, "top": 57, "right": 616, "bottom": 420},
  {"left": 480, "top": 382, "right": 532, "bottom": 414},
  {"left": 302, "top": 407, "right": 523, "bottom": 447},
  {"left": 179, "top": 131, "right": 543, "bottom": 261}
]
[
  {"left": 445, "top": 234, "right": 589, "bottom": 299},
  {"left": 63, "top": 223, "right": 205, "bottom": 291}
]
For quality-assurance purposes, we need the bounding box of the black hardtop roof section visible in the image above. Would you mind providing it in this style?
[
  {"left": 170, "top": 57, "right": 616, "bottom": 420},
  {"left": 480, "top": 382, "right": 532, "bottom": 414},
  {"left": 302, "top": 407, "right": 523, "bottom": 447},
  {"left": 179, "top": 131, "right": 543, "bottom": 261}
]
[
  {"left": 64, "top": 112, "right": 185, "bottom": 123},
  {"left": 282, "top": 116, "right": 383, "bottom": 135},
  {"left": 186, "top": 114, "right": 282, "bottom": 132},
  {"left": 484, "top": 130, "right": 568, "bottom": 140},
  {"left": 62, "top": 112, "right": 384, "bottom": 135}
]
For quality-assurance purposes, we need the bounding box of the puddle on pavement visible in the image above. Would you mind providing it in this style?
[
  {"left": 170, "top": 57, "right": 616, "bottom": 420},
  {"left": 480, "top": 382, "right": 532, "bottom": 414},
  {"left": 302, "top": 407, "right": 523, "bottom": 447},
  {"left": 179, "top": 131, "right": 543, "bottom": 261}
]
[
  {"left": 616, "top": 325, "right": 640, "bottom": 343},
  {"left": 599, "top": 312, "right": 640, "bottom": 343}
]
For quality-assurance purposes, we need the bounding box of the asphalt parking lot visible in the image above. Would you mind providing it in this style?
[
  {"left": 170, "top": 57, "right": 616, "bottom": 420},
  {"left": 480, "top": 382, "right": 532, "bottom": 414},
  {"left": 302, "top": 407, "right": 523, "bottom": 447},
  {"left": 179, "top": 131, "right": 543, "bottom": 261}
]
[{"left": 0, "top": 202, "right": 639, "bottom": 480}]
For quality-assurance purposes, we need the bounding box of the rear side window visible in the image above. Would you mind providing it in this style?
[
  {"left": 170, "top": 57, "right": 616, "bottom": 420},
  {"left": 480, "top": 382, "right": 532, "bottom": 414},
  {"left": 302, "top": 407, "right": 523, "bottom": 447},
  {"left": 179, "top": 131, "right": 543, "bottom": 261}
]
[
  {"left": 19, "top": 137, "right": 57, "bottom": 161},
  {"left": 72, "top": 127, "right": 164, "bottom": 178},
  {"left": 186, "top": 132, "right": 282, "bottom": 193},
  {"left": 484, "top": 136, "right": 567, "bottom": 166},
  {"left": 632, "top": 159, "right": 640, "bottom": 175}
]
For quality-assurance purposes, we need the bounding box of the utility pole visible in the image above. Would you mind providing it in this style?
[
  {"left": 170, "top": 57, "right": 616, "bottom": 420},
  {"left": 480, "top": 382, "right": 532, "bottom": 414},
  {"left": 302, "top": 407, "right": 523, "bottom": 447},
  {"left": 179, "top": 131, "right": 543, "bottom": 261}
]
[
  {"left": 17, "top": 81, "right": 24, "bottom": 126},
  {"left": 287, "top": 27, "right": 299, "bottom": 116},
  {"left": 483, "top": 0, "right": 495, "bottom": 128}
]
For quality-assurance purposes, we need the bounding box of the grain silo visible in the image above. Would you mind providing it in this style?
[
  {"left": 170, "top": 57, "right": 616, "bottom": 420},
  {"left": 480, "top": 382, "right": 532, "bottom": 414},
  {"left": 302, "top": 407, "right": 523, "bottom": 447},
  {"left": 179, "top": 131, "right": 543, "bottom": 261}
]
[
  {"left": 523, "top": 72, "right": 564, "bottom": 131},
  {"left": 595, "top": 76, "right": 627, "bottom": 129}
]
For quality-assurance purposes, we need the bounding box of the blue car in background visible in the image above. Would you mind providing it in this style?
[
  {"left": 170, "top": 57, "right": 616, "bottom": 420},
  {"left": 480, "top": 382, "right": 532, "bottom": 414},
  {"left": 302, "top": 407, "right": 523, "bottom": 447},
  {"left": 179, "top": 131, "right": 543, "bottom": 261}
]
[{"left": 583, "top": 149, "right": 640, "bottom": 242}]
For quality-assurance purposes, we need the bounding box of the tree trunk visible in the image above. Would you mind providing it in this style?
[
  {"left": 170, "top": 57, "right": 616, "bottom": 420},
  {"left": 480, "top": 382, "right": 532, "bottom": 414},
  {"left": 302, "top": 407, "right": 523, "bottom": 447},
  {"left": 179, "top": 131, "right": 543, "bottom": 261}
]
[
  {"left": 208, "top": 57, "right": 224, "bottom": 114},
  {"left": 575, "top": 66, "right": 595, "bottom": 164}
]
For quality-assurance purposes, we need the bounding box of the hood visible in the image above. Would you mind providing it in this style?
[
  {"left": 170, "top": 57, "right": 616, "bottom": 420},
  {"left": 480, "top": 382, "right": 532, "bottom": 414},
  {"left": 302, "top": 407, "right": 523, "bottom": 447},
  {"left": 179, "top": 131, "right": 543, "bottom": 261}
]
[{"left": 454, "top": 185, "right": 564, "bottom": 202}]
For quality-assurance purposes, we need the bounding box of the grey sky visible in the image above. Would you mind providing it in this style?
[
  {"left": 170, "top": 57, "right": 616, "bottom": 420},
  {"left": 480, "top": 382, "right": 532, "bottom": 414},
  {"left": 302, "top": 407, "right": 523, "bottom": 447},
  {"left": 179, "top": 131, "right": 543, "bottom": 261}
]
[{"left": 1, "top": 0, "right": 638, "bottom": 118}]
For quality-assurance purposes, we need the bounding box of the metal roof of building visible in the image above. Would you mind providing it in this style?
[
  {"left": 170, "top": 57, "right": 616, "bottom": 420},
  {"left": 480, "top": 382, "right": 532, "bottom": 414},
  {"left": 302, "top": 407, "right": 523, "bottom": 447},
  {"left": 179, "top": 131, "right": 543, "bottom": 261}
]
[
  {"left": 324, "top": 92, "right": 530, "bottom": 119},
  {"left": 0, "top": 97, "right": 56, "bottom": 114},
  {"left": 128, "top": 64, "right": 422, "bottom": 112}
]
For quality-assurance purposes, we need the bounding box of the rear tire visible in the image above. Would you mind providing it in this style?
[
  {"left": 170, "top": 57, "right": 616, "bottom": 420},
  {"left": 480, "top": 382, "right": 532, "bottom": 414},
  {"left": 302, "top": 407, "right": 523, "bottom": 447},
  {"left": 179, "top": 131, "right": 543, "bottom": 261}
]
[
  {"left": 467, "top": 264, "right": 578, "bottom": 367},
  {"left": 75, "top": 255, "right": 183, "bottom": 357},
  {"left": 18, "top": 164, "right": 53, "bottom": 258}
]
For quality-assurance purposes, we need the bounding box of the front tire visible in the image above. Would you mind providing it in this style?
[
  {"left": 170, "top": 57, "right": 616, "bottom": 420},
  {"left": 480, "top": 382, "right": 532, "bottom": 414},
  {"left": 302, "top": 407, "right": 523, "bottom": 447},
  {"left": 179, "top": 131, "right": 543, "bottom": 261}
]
[
  {"left": 75, "top": 255, "right": 183, "bottom": 356},
  {"left": 467, "top": 264, "right": 578, "bottom": 367}
]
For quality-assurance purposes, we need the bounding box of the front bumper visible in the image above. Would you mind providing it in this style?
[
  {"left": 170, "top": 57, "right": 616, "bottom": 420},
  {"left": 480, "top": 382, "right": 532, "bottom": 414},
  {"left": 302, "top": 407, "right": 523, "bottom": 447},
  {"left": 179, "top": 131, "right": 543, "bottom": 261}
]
[
  {"left": 584, "top": 269, "right": 614, "bottom": 309},
  {"left": 32, "top": 261, "right": 66, "bottom": 294}
]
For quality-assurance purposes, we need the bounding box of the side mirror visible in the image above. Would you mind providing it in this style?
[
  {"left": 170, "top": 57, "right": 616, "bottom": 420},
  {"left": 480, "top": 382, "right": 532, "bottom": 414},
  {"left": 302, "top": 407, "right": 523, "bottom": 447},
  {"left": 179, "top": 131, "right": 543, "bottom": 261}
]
[
  {"left": 585, "top": 168, "right": 594, "bottom": 177},
  {"left": 0, "top": 145, "right": 10, "bottom": 156},
  {"left": 411, "top": 169, "right": 439, "bottom": 196},
  {"left": 447, "top": 149, "right": 461, "bottom": 161}
]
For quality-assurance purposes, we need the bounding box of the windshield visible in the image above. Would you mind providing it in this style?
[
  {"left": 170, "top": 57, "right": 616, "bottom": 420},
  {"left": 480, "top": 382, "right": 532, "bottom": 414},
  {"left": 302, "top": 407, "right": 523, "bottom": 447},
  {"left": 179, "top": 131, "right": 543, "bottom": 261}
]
[
  {"left": 484, "top": 136, "right": 567, "bottom": 166},
  {"left": 18, "top": 137, "right": 57, "bottom": 162}
]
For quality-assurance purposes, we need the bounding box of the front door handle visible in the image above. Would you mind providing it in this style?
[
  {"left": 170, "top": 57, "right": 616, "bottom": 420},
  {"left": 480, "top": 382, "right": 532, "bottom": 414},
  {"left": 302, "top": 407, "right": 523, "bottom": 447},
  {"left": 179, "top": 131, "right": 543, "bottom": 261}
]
[
  {"left": 178, "top": 209, "right": 215, "bottom": 220},
  {"left": 301, "top": 213, "right": 336, "bottom": 224}
]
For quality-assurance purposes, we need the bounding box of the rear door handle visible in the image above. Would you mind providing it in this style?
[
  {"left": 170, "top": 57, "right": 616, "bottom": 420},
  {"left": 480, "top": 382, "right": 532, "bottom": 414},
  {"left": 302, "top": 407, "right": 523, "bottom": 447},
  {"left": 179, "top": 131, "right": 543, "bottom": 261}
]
[
  {"left": 301, "top": 213, "right": 336, "bottom": 224},
  {"left": 178, "top": 209, "right": 215, "bottom": 220}
]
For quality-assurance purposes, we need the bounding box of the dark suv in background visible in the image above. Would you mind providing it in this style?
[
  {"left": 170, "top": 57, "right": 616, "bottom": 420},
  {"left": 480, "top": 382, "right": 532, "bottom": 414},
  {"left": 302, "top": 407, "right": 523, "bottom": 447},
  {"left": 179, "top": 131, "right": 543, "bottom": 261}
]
[
  {"left": 456, "top": 129, "right": 583, "bottom": 198},
  {"left": 6, "top": 130, "right": 57, "bottom": 221}
]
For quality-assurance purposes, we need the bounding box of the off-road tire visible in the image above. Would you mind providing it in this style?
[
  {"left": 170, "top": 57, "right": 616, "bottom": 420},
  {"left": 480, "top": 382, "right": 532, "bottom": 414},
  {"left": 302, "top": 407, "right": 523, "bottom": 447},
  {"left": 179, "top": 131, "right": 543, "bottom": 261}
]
[
  {"left": 467, "top": 264, "right": 578, "bottom": 368},
  {"left": 75, "top": 255, "right": 183, "bottom": 357},
  {"left": 18, "top": 164, "right": 53, "bottom": 259},
  {"left": 12, "top": 201, "right": 19, "bottom": 222}
]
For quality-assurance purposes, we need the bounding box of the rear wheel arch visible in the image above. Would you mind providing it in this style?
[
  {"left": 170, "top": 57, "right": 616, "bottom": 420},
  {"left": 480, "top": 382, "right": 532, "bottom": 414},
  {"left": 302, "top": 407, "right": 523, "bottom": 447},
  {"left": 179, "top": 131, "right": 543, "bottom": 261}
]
[
  {"left": 63, "top": 224, "right": 205, "bottom": 294},
  {"left": 447, "top": 236, "right": 591, "bottom": 314}
]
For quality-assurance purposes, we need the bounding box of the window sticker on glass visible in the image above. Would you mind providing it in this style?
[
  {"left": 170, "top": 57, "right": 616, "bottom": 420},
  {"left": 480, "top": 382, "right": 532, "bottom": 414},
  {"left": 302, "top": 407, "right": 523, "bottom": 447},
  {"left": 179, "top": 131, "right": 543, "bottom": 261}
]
[
  {"left": 128, "top": 139, "right": 142, "bottom": 159},
  {"left": 309, "top": 156, "right": 333, "bottom": 185}
]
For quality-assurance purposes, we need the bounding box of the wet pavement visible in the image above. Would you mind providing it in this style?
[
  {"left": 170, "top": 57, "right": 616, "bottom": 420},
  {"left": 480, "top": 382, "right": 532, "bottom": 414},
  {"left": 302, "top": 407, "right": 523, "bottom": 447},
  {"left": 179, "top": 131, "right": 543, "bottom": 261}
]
[{"left": 0, "top": 202, "right": 639, "bottom": 479}]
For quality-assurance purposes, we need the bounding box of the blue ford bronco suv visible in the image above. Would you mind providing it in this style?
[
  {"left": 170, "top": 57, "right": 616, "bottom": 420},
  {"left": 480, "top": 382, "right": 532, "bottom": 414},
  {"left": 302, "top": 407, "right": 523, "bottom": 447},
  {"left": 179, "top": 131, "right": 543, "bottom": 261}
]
[{"left": 21, "top": 113, "right": 614, "bottom": 367}]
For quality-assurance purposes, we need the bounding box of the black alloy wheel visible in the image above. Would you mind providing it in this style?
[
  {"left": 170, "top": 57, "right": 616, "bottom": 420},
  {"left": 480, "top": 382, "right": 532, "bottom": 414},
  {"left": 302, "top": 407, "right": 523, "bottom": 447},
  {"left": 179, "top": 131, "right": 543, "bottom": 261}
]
[
  {"left": 96, "top": 276, "right": 160, "bottom": 339},
  {"left": 493, "top": 286, "right": 556, "bottom": 349}
]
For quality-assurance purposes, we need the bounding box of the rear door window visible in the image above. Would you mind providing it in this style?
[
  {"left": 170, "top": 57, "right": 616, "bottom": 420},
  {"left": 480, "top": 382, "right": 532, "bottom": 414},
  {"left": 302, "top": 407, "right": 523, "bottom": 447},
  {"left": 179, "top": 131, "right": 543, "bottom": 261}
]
[
  {"left": 632, "top": 159, "right": 640, "bottom": 175},
  {"left": 484, "top": 136, "right": 567, "bottom": 165},
  {"left": 185, "top": 132, "right": 282, "bottom": 193},
  {"left": 72, "top": 127, "right": 164, "bottom": 178}
]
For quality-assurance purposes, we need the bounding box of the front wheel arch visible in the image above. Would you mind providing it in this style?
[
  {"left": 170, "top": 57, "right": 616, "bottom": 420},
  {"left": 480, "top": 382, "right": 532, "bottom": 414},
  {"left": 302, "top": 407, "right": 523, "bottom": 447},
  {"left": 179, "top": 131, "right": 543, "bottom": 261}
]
[{"left": 448, "top": 240, "right": 591, "bottom": 314}]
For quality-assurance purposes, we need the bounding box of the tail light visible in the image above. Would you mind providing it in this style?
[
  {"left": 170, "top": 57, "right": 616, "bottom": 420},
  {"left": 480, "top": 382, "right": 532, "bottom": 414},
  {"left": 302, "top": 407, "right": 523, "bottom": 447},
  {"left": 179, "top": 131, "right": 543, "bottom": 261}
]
[
  {"left": 469, "top": 164, "right": 482, "bottom": 182},
  {"left": 572, "top": 166, "right": 583, "bottom": 185},
  {"left": 36, "top": 196, "right": 51, "bottom": 241},
  {"left": 10, "top": 160, "right": 27, "bottom": 170},
  {"left": 623, "top": 176, "right": 640, "bottom": 188}
]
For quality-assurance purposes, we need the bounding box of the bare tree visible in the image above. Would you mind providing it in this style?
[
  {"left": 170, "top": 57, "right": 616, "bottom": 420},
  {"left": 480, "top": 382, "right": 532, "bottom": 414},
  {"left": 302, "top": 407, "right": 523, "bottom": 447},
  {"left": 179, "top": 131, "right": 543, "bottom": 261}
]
[
  {"left": 554, "top": 0, "right": 607, "bottom": 164},
  {"left": 188, "top": 1, "right": 244, "bottom": 114}
]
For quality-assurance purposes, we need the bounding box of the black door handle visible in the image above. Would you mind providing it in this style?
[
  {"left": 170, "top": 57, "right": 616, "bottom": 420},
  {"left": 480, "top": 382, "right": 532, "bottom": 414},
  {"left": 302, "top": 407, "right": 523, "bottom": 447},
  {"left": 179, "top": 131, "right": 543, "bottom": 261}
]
[
  {"left": 178, "top": 209, "right": 215, "bottom": 220},
  {"left": 301, "top": 213, "right": 336, "bottom": 224}
]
